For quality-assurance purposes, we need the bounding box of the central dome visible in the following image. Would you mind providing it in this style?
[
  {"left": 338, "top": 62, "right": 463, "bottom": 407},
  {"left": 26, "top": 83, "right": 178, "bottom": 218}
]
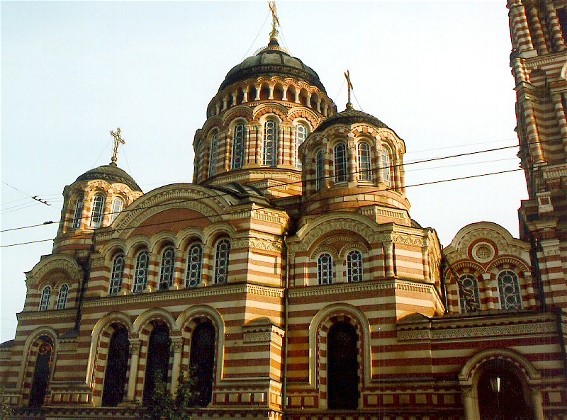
[{"left": 219, "top": 39, "right": 326, "bottom": 93}]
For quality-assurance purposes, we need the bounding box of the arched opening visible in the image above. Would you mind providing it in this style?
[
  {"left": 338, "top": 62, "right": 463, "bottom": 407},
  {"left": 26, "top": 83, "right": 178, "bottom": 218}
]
[
  {"left": 101, "top": 325, "right": 130, "bottom": 407},
  {"left": 477, "top": 360, "right": 533, "bottom": 419},
  {"left": 189, "top": 322, "right": 215, "bottom": 407},
  {"left": 327, "top": 322, "right": 359, "bottom": 409},
  {"left": 143, "top": 323, "right": 171, "bottom": 405},
  {"left": 260, "top": 85, "right": 270, "bottom": 100},
  {"left": 29, "top": 337, "right": 54, "bottom": 407}
]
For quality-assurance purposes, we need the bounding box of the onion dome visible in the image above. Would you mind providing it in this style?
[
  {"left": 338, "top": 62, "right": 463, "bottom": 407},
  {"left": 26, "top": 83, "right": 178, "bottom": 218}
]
[
  {"left": 314, "top": 104, "right": 391, "bottom": 133},
  {"left": 75, "top": 163, "right": 142, "bottom": 192},
  {"left": 219, "top": 38, "right": 326, "bottom": 93}
]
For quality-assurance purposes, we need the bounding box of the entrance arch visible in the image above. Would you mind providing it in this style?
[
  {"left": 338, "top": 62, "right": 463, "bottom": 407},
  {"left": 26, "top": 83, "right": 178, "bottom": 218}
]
[
  {"left": 327, "top": 322, "right": 359, "bottom": 409},
  {"left": 29, "top": 338, "right": 54, "bottom": 407}
]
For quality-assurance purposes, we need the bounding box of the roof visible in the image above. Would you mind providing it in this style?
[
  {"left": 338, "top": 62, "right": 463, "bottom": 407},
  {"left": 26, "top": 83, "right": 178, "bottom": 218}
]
[
  {"left": 75, "top": 163, "right": 142, "bottom": 192},
  {"left": 314, "top": 106, "right": 391, "bottom": 133}
]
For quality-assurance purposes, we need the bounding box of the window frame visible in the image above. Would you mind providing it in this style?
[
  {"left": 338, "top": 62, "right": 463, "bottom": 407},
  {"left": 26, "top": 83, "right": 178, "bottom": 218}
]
[
  {"left": 334, "top": 142, "right": 348, "bottom": 183},
  {"left": 158, "top": 246, "right": 175, "bottom": 291},
  {"left": 72, "top": 195, "right": 84, "bottom": 229},
  {"left": 317, "top": 253, "right": 334, "bottom": 285},
  {"left": 208, "top": 132, "right": 219, "bottom": 177},
  {"left": 133, "top": 250, "right": 150, "bottom": 293},
  {"left": 90, "top": 194, "right": 105, "bottom": 228},
  {"left": 109, "top": 254, "right": 126, "bottom": 296},
  {"left": 39, "top": 286, "right": 51, "bottom": 311},
  {"left": 55, "top": 284, "right": 69, "bottom": 310},
  {"left": 214, "top": 238, "right": 231, "bottom": 284},
  {"left": 263, "top": 119, "right": 278, "bottom": 167},
  {"left": 315, "top": 150, "right": 325, "bottom": 192},
  {"left": 498, "top": 270, "right": 522, "bottom": 310},
  {"left": 357, "top": 142, "right": 372, "bottom": 181},
  {"left": 457, "top": 274, "right": 481, "bottom": 313},
  {"left": 110, "top": 197, "right": 124, "bottom": 223},
  {"left": 185, "top": 243, "right": 203, "bottom": 288},
  {"left": 346, "top": 250, "right": 364, "bottom": 283},
  {"left": 295, "top": 123, "right": 308, "bottom": 168},
  {"left": 231, "top": 122, "right": 246, "bottom": 169}
]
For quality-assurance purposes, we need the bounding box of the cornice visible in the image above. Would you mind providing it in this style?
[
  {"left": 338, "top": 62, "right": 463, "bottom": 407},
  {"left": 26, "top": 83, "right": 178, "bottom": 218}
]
[{"left": 17, "top": 308, "right": 76, "bottom": 321}]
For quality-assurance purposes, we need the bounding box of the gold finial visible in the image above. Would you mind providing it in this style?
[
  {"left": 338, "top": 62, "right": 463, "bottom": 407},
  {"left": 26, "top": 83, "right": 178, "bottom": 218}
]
[
  {"left": 268, "top": 1, "right": 280, "bottom": 42},
  {"left": 344, "top": 70, "right": 354, "bottom": 110},
  {"left": 109, "top": 128, "right": 125, "bottom": 166}
]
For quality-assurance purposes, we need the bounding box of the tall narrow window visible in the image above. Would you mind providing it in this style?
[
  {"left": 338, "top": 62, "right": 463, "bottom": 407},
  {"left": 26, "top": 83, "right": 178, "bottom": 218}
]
[
  {"left": 317, "top": 253, "right": 333, "bottom": 285},
  {"left": 186, "top": 243, "right": 203, "bottom": 288},
  {"left": 208, "top": 133, "right": 218, "bottom": 177},
  {"left": 190, "top": 322, "right": 215, "bottom": 407},
  {"left": 29, "top": 339, "right": 53, "bottom": 407},
  {"left": 457, "top": 274, "right": 481, "bottom": 312},
  {"left": 498, "top": 270, "right": 522, "bottom": 310},
  {"left": 328, "top": 322, "right": 359, "bottom": 409},
  {"left": 381, "top": 149, "right": 391, "bottom": 185},
  {"left": 159, "top": 247, "right": 175, "bottom": 291},
  {"left": 39, "top": 286, "right": 51, "bottom": 311},
  {"left": 231, "top": 123, "right": 246, "bottom": 169},
  {"left": 110, "top": 197, "right": 124, "bottom": 223},
  {"left": 133, "top": 251, "right": 149, "bottom": 293},
  {"left": 72, "top": 195, "right": 84, "bottom": 229},
  {"left": 90, "top": 194, "right": 105, "bottom": 228},
  {"left": 214, "top": 238, "right": 230, "bottom": 284},
  {"left": 316, "top": 150, "right": 325, "bottom": 192},
  {"left": 56, "top": 284, "right": 69, "bottom": 309},
  {"left": 357, "top": 142, "right": 372, "bottom": 181},
  {"left": 347, "top": 250, "right": 363, "bottom": 283},
  {"left": 109, "top": 254, "right": 125, "bottom": 296},
  {"left": 558, "top": 8, "right": 567, "bottom": 42},
  {"left": 102, "top": 326, "right": 129, "bottom": 407},
  {"left": 143, "top": 324, "right": 171, "bottom": 405},
  {"left": 334, "top": 142, "right": 347, "bottom": 183},
  {"left": 295, "top": 123, "right": 308, "bottom": 168},
  {"left": 263, "top": 120, "right": 278, "bottom": 166}
]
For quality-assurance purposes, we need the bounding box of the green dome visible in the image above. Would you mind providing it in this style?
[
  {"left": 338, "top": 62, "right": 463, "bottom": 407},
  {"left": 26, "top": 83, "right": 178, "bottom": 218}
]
[{"left": 76, "top": 164, "right": 142, "bottom": 192}]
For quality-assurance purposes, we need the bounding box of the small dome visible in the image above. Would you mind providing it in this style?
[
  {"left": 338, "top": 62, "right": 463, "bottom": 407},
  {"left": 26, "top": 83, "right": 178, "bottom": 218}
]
[
  {"left": 314, "top": 107, "right": 390, "bottom": 133},
  {"left": 219, "top": 39, "right": 326, "bottom": 93},
  {"left": 75, "top": 164, "right": 142, "bottom": 192}
]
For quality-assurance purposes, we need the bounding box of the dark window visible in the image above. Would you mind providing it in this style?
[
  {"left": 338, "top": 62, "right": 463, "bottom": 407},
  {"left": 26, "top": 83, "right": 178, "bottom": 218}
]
[
  {"left": 102, "top": 326, "right": 129, "bottom": 406},
  {"left": 558, "top": 8, "right": 567, "bottom": 42},
  {"left": 190, "top": 322, "right": 215, "bottom": 407},
  {"left": 143, "top": 324, "right": 171, "bottom": 405},
  {"left": 327, "top": 322, "right": 359, "bottom": 409},
  {"left": 29, "top": 341, "right": 53, "bottom": 407}
]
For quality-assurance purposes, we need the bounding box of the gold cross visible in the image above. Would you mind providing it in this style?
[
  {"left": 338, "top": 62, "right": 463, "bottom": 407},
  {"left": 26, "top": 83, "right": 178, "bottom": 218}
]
[
  {"left": 268, "top": 1, "right": 280, "bottom": 41},
  {"left": 110, "top": 128, "right": 126, "bottom": 165},
  {"left": 344, "top": 70, "right": 354, "bottom": 109}
]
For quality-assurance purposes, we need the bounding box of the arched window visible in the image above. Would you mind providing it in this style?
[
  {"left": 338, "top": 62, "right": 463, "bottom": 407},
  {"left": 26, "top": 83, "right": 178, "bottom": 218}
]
[
  {"left": 190, "top": 322, "right": 215, "bottom": 407},
  {"left": 55, "top": 284, "right": 69, "bottom": 309},
  {"left": 346, "top": 250, "right": 363, "bottom": 283},
  {"left": 102, "top": 326, "right": 129, "bottom": 407},
  {"left": 317, "top": 253, "right": 333, "bottom": 285},
  {"left": 28, "top": 339, "right": 53, "bottom": 407},
  {"left": 90, "top": 194, "right": 105, "bottom": 228},
  {"left": 263, "top": 120, "right": 278, "bottom": 166},
  {"left": 143, "top": 324, "right": 171, "bottom": 405},
  {"left": 109, "top": 254, "right": 125, "bottom": 296},
  {"left": 357, "top": 142, "right": 372, "bottom": 181},
  {"left": 231, "top": 123, "right": 246, "bottom": 169},
  {"left": 186, "top": 243, "right": 203, "bottom": 288},
  {"left": 39, "top": 286, "right": 51, "bottom": 311},
  {"left": 208, "top": 132, "right": 218, "bottom": 177},
  {"left": 498, "top": 270, "right": 522, "bottom": 310},
  {"left": 110, "top": 197, "right": 124, "bottom": 223},
  {"left": 72, "top": 195, "right": 84, "bottom": 229},
  {"left": 316, "top": 150, "right": 325, "bottom": 192},
  {"left": 159, "top": 246, "right": 175, "bottom": 291},
  {"left": 334, "top": 142, "right": 347, "bottom": 183},
  {"left": 133, "top": 251, "right": 149, "bottom": 293},
  {"left": 327, "top": 322, "right": 359, "bottom": 409},
  {"left": 214, "top": 238, "right": 230, "bottom": 284},
  {"left": 457, "top": 274, "right": 481, "bottom": 312},
  {"left": 295, "top": 123, "right": 308, "bottom": 168},
  {"left": 380, "top": 148, "right": 391, "bottom": 185}
]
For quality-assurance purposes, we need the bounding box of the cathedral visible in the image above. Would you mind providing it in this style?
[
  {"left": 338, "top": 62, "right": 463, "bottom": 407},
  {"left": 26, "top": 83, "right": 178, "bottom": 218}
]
[{"left": 1, "top": 1, "right": 566, "bottom": 419}]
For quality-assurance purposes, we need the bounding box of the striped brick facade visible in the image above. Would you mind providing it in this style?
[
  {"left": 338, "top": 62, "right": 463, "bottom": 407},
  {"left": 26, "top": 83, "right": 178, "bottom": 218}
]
[{"left": 1, "top": 3, "right": 567, "bottom": 419}]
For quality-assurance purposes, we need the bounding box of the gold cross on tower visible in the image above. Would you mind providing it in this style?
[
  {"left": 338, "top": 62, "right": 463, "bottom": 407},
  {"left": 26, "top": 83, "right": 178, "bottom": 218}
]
[
  {"left": 109, "top": 127, "right": 126, "bottom": 166},
  {"left": 344, "top": 70, "right": 354, "bottom": 110},
  {"left": 268, "top": 1, "right": 280, "bottom": 42}
]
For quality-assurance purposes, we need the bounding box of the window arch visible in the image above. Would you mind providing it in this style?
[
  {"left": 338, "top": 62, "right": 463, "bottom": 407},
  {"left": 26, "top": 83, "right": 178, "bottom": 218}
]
[
  {"left": 317, "top": 253, "right": 333, "bottom": 285},
  {"left": 110, "top": 197, "right": 124, "bottom": 223},
  {"left": 263, "top": 119, "right": 278, "bottom": 166},
  {"left": 159, "top": 246, "right": 175, "bottom": 291},
  {"left": 101, "top": 326, "right": 129, "bottom": 407},
  {"left": 109, "top": 254, "right": 125, "bottom": 296},
  {"left": 186, "top": 243, "right": 203, "bottom": 288},
  {"left": 327, "top": 322, "right": 359, "bottom": 409},
  {"left": 143, "top": 324, "right": 171, "bottom": 405},
  {"left": 231, "top": 122, "right": 246, "bottom": 169},
  {"left": 357, "top": 142, "right": 372, "bottom": 181},
  {"left": 315, "top": 150, "right": 325, "bottom": 192},
  {"left": 189, "top": 322, "right": 216, "bottom": 407},
  {"left": 498, "top": 270, "right": 522, "bottom": 310},
  {"left": 214, "top": 238, "right": 230, "bottom": 284},
  {"left": 346, "top": 250, "right": 363, "bottom": 283},
  {"left": 133, "top": 250, "right": 149, "bottom": 293},
  {"left": 295, "top": 123, "right": 308, "bottom": 168},
  {"left": 208, "top": 132, "right": 218, "bottom": 177},
  {"left": 334, "top": 142, "right": 347, "bottom": 183},
  {"left": 380, "top": 147, "right": 391, "bottom": 185},
  {"left": 56, "top": 284, "right": 69, "bottom": 310},
  {"left": 90, "top": 194, "right": 105, "bottom": 228},
  {"left": 72, "top": 194, "right": 84, "bottom": 229},
  {"left": 39, "top": 286, "right": 51, "bottom": 311},
  {"left": 457, "top": 274, "right": 481, "bottom": 312}
]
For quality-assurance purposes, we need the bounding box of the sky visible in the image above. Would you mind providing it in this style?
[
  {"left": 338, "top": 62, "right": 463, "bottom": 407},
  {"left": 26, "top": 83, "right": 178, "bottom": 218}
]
[{"left": 0, "top": 1, "right": 526, "bottom": 343}]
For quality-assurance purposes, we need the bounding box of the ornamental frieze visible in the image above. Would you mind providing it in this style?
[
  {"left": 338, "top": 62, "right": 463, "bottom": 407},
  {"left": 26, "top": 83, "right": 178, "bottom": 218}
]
[
  {"left": 26, "top": 256, "right": 83, "bottom": 284},
  {"left": 392, "top": 234, "right": 425, "bottom": 247},
  {"left": 289, "top": 280, "right": 396, "bottom": 298}
]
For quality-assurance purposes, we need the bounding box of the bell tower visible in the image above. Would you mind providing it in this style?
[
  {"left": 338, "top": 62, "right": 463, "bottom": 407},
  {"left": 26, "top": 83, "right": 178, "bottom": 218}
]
[{"left": 508, "top": 0, "right": 567, "bottom": 308}]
